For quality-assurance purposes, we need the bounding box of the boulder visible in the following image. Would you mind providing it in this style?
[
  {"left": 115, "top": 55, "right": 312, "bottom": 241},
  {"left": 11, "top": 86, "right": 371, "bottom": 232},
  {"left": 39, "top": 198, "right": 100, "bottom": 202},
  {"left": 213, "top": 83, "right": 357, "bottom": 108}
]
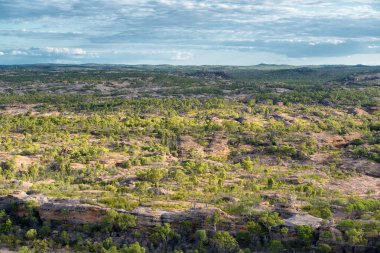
[{"left": 284, "top": 213, "right": 323, "bottom": 228}]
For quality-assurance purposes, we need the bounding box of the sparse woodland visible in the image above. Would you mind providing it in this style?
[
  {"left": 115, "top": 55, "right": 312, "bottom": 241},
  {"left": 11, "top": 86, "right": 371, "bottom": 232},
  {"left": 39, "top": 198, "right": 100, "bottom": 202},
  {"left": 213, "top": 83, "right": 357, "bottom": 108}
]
[{"left": 0, "top": 65, "right": 379, "bottom": 252}]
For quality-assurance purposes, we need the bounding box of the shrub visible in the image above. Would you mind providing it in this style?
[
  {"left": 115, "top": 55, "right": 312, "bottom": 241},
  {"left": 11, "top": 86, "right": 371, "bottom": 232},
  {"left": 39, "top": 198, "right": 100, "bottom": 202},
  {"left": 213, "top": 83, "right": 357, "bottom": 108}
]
[
  {"left": 25, "top": 229, "right": 37, "bottom": 240},
  {"left": 136, "top": 167, "right": 166, "bottom": 187},
  {"left": 296, "top": 225, "right": 314, "bottom": 246},
  {"left": 121, "top": 242, "right": 146, "bottom": 253},
  {"left": 317, "top": 243, "right": 332, "bottom": 253},
  {"left": 241, "top": 157, "right": 254, "bottom": 172},
  {"left": 210, "top": 231, "right": 239, "bottom": 253},
  {"left": 346, "top": 228, "right": 366, "bottom": 245},
  {"left": 104, "top": 210, "right": 136, "bottom": 231},
  {"left": 149, "top": 223, "right": 179, "bottom": 248},
  {"left": 258, "top": 212, "right": 284, "bottom": 231},
  {"left": 269, "top": 240, "right": 284, "bottom": 253}
]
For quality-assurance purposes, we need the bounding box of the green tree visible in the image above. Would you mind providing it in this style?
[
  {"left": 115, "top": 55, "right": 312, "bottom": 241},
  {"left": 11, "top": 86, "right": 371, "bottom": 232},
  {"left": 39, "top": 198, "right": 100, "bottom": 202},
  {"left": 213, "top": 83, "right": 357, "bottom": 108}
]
[
  {"left": 1, "top": 160, "right": 16, "bottom": 179},
  {"left": 40, "top": 225, "right": 51, "bottom": 237},
  {"left": 346, "top": 228, "right": 366, "bottom": 245},
  {"left": 210, "top": 210, "right": 221, "bottom": 232},
  {"left": 258, "top": 212, "right": 284, "bottom": 232},
  {"left": 241, "top": 157, "right": 253, "bottom": 172},
  {"left": 149, "top": 223, "right": 179, "bottom": 249},
  {"left": 1, "top": 219, "right": 12, "bottom": 233},
  {"left": 317, "top": 243, "right": 332, "bottom": 253},
  {"left": 28, "top": 164, "right": 40, "bottom": 181},
  {"left": 269, "top": 240, "right": 284, "bottom": 253},
  {"left": 60, "top": 230, "right": 70, "bottom": 245},
  {"left": 210, "top": 231, "right": 239, "bottom": 253},
  {"left": 17, "top": 246, "right": 30, "bottom": 253},
  {"left": 25, "top": 229, "right": 37, "bottom": 240},
  {"left": 247, "top": 221, "right": 264, "bottom": 235},
  {"left": 134, "top": 181, "right": 149, "bottom": 205},
  {"left": 267, "top": 178, "right": 274, "bottom": 189},
  {"left": 137, "top": 167, "right": 166, "bottom": 187},
  {"left": 121, "top": 242, "right": 146, "bottom": 253},
  {"left": 296, "top": 225, "right": 314, "bottom": 246},
  {"left": 32, "top": 239, "right": 49, "bottom": 253},
  {"left": 104, "top": 210, "right": 136, "bottom": 231},
  {"left": 195, "top": 229, "right": 208, "bottom": 250}
]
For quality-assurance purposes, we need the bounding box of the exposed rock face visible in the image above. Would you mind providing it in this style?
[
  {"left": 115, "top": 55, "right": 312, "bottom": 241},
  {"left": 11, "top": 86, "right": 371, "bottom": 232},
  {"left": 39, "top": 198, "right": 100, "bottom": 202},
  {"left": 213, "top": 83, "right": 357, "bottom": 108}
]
[
  {"left": 341, "top": 158, "right": 380, "bottom": 178},
  {"left": 148, "top": 187, "right": 173, "bottom": 196},
  {"left": 0, "top": 192, "right": 243, "bottom": 231},
  {"left": 0, "top": 192, "right": 109, "bottom": 224},
  {"left": 348, "top": 107, "right": 369, "bottom": 116},
  {"left": 312, "top": 132, "right": 362, "bottom": 148},
  {"left": 284, "top": 213, "right": 323, "bottom": 228},
  {"left": 178, "top": 135, "right": 205, "bottom": 159},
  {"left": 206, "top": 132, "right": 230, "bottom": 158},
  {"left": 39, "top": 201, "right": 108, "bottom": 224},
  {"left": 131, "top": 206, "right": 243, "bottom": 232},
  {"left": 271, "top": 113, "right": 296, "bottom": 123},
  {"left": 368, "top": 106, "right": 379, "bottom": 114}
]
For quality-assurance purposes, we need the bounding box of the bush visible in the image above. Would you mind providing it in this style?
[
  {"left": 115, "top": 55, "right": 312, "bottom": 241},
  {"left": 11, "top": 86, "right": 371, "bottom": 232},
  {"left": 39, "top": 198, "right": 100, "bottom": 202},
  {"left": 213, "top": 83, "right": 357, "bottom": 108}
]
[
  {"left": 149, "top": 223, "right": 179, "bottom": 248},
  {"left": 241, "top": 157, "right": 253, "bottom": 172},
  {"left": 296, "top": 225, "right": 314, "bottom": 246},
  {"left": 210, "top": 231, "right": 239, "bottom": 253},
  {"left": 121, "top": 242, "right": 146, "bottom": 253},
  {"left": 104, "top": 210, "right": 136, "bottom": 231},
  {"left": 136, "top": 167, "right": 166, "bottom": 187},
  {"left": 317, "top": 243, "right": 332, "bottom": 253},
  {"left": 269, "top": 240, "right": 284, "bottom": 253},
  {"left": 258, "top": 212, "right": 284, "bottom": 231},
  {"left": 25, "top": 229, "right": 37, "bottom": 240},
  {"left": 346, "top": 228, "right": 366, "bottom": 245}
]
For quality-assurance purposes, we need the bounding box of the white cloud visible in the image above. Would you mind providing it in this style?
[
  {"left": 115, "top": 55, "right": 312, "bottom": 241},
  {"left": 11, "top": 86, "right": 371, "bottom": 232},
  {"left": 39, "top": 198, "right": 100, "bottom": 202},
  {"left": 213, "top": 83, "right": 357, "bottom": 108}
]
[
  {"left": 44, "top": 47, "right": 87, "bottom": 55},
  {"left": 1, "top": 0, "right": 380, "bottom": 64},
  {"left": 171, "top": 51, "right": 194, "bottom": 60},
  {"left": 308, "top": 39, "right": 346, "bottom": 46},
  {"left": 11, "top": 50, "right": 28, "bottom": 56},
  {"left": 0, "top": 51, "right": 4, "bottom": 56}
]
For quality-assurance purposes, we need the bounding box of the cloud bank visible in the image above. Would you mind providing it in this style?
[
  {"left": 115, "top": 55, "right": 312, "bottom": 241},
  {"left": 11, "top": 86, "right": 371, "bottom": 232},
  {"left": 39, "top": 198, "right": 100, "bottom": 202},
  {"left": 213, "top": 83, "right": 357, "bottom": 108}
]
[{"left": 0, "top": 0, "right": 379, "bottom": 65}]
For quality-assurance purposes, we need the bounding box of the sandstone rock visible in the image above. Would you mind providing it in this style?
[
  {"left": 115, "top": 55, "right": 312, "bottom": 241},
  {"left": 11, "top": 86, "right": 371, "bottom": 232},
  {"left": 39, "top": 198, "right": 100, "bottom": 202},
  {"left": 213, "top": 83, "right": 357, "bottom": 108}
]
[
  {"left": 312, "top": 132, "right": 362, "bottom": 148},
  {"left": 281, "top": 176, "right": 302, "bottom": 185},
  {"left": 178, "top": 135, "right": 205, "bottom": 159},
  {"left": 348, "top": 107, "right": 369, "bottom": 116},
  {"left": 284, "top": 213, "right": 323, "bottom": 228},
  {"left": 219, "top": 196, "right": 240, "bottom": 203},
  {"left": 0, "top": 192, "right": 109, "bottom": 225},
  {"left": 130, "top": 206, "right": 242, "bottom": 231},
  {"left": 235, "top": 116, "right": 247, "bottom": 123},
  {"left": 368, "top": 106, "right": 379, "bottom": 114},
  {"left": 39, "top": 201, "right": 109, "bottom": 224},
  {"left": 206, "top": 132, "right": 230, "bottom": 158},
  {"left": 271, "top": 113, "right": 295, "bottom": 123},
  {"left": 148, "top": 187, "right": 173, "bottom": 196}
]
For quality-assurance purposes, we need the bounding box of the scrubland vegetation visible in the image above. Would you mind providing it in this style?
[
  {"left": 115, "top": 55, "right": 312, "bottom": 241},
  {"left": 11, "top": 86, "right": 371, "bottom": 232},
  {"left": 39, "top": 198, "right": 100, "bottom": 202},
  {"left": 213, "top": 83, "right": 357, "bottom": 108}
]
[{"left": 0, "top": 64, "right": 379, "bottom": 252}]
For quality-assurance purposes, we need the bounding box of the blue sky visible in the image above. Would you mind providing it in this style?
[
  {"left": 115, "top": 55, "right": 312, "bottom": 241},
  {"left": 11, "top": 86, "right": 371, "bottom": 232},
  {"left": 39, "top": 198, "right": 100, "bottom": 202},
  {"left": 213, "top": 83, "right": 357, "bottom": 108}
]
[{"left": 1, "top": 0, "right": 380, "bottom": 65}]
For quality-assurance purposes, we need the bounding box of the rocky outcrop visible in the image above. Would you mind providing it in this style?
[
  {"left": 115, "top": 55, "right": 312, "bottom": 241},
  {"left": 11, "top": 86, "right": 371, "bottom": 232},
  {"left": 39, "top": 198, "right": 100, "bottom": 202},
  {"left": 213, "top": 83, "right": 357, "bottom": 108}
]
[
  {"left": 131, "top": 206, "right": 243, "bottom": 232},
  {"left": 312, "top": 132, "right": 362, "bottom": 148},
  {"left": 0, "top": 191, "right": 109, "bottom": 224},
  {"left": 341, "top": 158, "right": 380, "bottom": 178},
  {"left": 178, "top": 135, "right": 205, "bottom": 159},
  {"left": 284, "top": 213, "right": 323, "bottom": 228},
  {"left": 348, "top": 107, "right": 369, "bottom": 116},
  {"left": 148, "top": 187, "right": 173, "bottom": 196},
  {"left": 39, "top": 201, "right": 108, "bottom": 224},
  {"left": 0, "top": 192, "right": 243, "bottom": 231},
  {"left": 206, "top": 132, "right": 230, "bottom": 158}
]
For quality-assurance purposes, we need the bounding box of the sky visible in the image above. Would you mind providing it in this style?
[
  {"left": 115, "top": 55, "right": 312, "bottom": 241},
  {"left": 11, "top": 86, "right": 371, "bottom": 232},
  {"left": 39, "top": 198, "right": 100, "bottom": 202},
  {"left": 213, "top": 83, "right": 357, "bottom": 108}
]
[{"left": 0, "top": 0, "right": 380, "bottom": 65}]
